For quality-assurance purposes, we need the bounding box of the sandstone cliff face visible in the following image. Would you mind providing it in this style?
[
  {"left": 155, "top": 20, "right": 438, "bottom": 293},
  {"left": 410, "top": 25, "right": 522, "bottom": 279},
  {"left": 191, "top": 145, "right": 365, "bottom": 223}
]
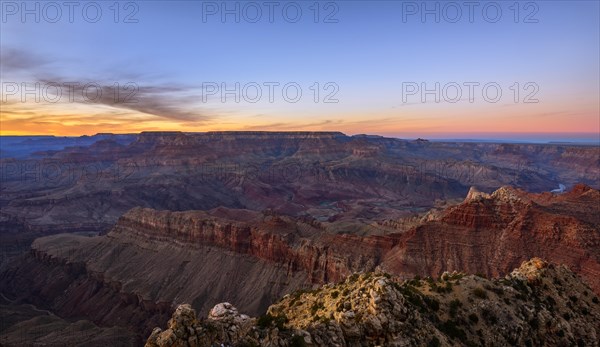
[
  {"left": 382, "top": 184, "right": 600, "bottom": 294},
  {"left": 0, "top": 228, "right": 308, "bottom": 340},
  {"left": 110, "top": 184, "right": 600, "bottom": 294},
  {"left": 145, "top": 259, "right": 600, "bottom": 347},
  {"left": 112, "top": 208, "right": 399, "bottom": 284}
]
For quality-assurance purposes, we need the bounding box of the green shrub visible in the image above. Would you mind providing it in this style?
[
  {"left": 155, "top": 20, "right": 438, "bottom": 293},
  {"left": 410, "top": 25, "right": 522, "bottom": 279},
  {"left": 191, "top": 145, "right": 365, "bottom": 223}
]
[
  {"left": 406, "top": 292, "right": 424, "bottom": 309},
  {"left": 424, "top": 296, "right": 440, "bottom": 311},
  {"left": 529, "top": 317, "right": 539, "bottom": 329},
  {"left": 439, "top": 320, "right": 467, "bottom": 341},
  {"left": 449, "top": 299, "right": 462, "bottom": 317},
  {"left": 511, "top": 280, "right": 529, "bottom": 293},
  {"left": 481, "top": 308, "right": 498, "bottom": 324},
  {"left": 290, "top": 335, "right": 307, "bottom": 347},
  {"left": 257, "top": 313, "right": 288, "bottom": 330},
  {"left": 331, "top": 290, "right": 339, "bottom": 299},
  {"left": 435, "top": 282, "right": 453, "bottom": 293},
  {"left": 399, "top": 285, "right": 427, "bottom": 310},
  {"left": 468, "top": 313, "right": 479, "bottom": 324},
  {"left": 428, "top": 336, "right": 441, "bottom": 347},
  {"left": 448, "top": 273, "right": 465, "bottom": 281},
  {"left": 310, "top": 302, "right": 324, "bottom": 315},
  {"left": 473, "top": 287, "right": 487, "bottom": 299},
  {"left": 485, "top": 284, "right": 504, "bottom": 296},
  {"left": 408, "top": 278, "right": 421, "bottom": 287},
  {"left": 257, "top": 314, "right": 274, "bottom": 328}
]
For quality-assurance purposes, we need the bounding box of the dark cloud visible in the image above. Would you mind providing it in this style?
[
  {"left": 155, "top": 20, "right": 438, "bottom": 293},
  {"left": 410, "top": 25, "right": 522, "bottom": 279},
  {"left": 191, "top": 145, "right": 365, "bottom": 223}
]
[
  {"left": 76, "top": 82, "right": 213, "bottom": 122},
  {"left": 4, "top": 77, "right": 212, "bottom": 123},
  {"left": 0, "top": 48, "right": 50, "bottom": 71},
  {"left": 2, "top": 47, "right": 214, "bottom": 123}
]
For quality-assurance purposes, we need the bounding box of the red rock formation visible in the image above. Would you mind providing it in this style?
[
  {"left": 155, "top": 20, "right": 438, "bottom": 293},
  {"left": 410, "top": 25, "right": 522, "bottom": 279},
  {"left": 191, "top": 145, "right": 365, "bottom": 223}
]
[
  {"left": 108, "top": 184, "right": 600, "bottom": 293},
  {"left": 382, "top": 184, "right": 600, "bottom": 293},
  {"left": 112, "top": 208, "right": 399, "bottom": 283}
]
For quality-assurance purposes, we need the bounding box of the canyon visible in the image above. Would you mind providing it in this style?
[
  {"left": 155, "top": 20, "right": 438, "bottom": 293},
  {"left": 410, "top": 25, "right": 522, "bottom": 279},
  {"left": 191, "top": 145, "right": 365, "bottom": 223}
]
[
  {"left": 1, "top": 183, "right": 598, "bottom": 344},
  {"left": 0, "top": 132, "right": 598, "bottom": 346},
  {"left": 2, "top": 132, "right": 598, "bottom": 234}
]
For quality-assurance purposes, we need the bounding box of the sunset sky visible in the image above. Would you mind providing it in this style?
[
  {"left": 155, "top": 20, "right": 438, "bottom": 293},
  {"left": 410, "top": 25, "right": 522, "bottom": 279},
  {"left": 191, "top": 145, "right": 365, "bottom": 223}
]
[{"left": 1, "top": 0, "right": 599, "bottom": 141}]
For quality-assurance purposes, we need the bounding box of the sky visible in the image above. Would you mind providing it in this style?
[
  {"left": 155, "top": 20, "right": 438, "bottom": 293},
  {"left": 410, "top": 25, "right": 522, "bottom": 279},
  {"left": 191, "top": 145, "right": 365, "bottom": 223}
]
[{"left": 1, "top": 0, "right": 599, "bottom": 141}]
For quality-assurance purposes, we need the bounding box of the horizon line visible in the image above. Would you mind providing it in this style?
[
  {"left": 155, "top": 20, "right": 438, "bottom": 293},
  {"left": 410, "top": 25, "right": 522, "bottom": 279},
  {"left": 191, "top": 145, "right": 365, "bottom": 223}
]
[{"left": 1, "top": 131, "right": 598, "bottom": 145}]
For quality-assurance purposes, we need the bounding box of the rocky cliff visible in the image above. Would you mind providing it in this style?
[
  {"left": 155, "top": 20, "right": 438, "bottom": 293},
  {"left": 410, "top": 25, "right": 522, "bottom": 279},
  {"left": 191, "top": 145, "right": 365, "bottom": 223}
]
[
  {"left": 0, "top": 229, "right": 308, "bottom": 340},
  {"left": 382, "top": 184, "right": 600, "bottom": 294},
  {"left": 112, "top": 207, "right": 399, "bottom": 284},
  {"left": 106, "top": 183, "right": 600, "bottom": 294},
  {"left": 2, "top": 184, "right": 598, "bottom": 345},
  {"left": 145, "top": 258, "right": 600, "bottom": 347}
]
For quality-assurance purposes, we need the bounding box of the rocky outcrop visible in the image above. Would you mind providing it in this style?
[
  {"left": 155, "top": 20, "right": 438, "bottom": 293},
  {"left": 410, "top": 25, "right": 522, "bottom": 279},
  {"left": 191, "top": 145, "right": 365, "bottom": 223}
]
[
  {"left": 145, "top": 303, "right": 258, "bottom": 347},
  {"left": 382, "top": 184, "right": 600, "bottom": 294},
  {"left": 145, "top": 258, "right": 600, "bottom": 347}
]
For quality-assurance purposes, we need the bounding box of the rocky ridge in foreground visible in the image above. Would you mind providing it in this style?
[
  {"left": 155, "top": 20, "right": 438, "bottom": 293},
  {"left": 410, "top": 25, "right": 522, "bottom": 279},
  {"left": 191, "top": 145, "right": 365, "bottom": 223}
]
[{"left": 145, "top": 258, "right": 600, "bottom": 347}]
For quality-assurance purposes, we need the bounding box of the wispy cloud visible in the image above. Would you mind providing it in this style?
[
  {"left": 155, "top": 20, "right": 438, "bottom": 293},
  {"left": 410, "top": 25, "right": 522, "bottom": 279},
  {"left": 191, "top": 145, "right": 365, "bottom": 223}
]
[
  {"left": 1, "top": 47, "right": 215, "bottom": 124},
  {"left": 0, "top": 48, "right": 50, "bottom": 72}
]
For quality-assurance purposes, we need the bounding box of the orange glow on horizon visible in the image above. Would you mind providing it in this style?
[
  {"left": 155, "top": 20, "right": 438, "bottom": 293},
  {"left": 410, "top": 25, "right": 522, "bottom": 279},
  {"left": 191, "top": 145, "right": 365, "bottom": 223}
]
[{"left": 1, "top": 101, "right": 598, "bottom": 137}]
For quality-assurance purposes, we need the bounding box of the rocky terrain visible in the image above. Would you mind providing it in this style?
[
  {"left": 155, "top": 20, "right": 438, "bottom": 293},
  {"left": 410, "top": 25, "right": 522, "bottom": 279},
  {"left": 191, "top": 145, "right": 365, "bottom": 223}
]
[
  {"left": 1, "top": 132, "right": 598, "bottom": 346},
  {"left": 145, "top": 258, "right": 600, "bottom": 347},
  {"left": 1, "top": 184, "right": 598, "bottom": 345},
  {"left": 2, "top": 132, "right": 598, "bottom": 234},
  {"left": 381, "top": 183, "right": 600, "bottom": 294}
]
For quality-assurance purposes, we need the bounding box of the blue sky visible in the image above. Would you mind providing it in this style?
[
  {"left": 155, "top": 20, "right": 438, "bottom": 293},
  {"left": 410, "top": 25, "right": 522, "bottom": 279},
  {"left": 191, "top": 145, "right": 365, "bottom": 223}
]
[{"left": 1, "top": 0, "right": 599, "bottom": 141}]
